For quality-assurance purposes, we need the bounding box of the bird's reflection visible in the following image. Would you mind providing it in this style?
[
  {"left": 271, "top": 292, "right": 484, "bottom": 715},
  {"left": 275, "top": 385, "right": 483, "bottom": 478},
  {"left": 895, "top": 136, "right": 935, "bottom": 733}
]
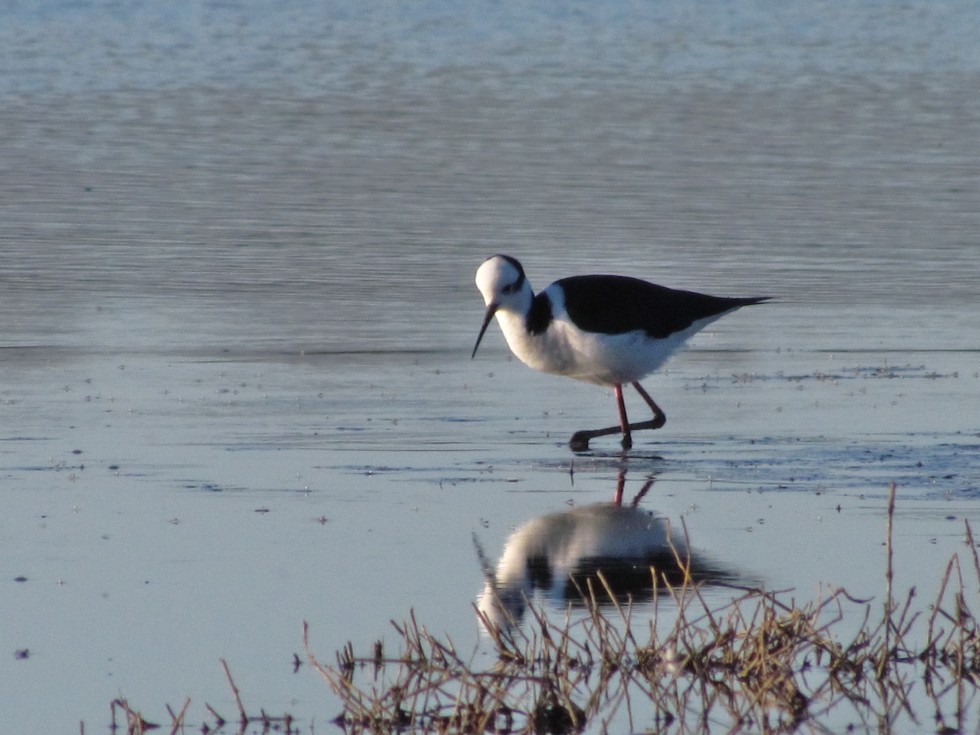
[{"left": 476, "top": 472, "right": 738, "bottom": 629}]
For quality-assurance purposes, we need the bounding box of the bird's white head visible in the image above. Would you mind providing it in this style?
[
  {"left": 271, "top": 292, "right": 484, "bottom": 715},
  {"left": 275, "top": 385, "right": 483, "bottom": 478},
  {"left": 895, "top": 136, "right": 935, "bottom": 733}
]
[{"left": 472, "top": 254, "right": 532, "bottom": 359}]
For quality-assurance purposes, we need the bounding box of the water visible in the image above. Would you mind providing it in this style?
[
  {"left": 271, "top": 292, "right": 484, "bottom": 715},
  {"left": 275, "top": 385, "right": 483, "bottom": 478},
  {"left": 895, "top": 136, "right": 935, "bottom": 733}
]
[{"left": 2, "top": 1, "right": 980, "bottom": 732}]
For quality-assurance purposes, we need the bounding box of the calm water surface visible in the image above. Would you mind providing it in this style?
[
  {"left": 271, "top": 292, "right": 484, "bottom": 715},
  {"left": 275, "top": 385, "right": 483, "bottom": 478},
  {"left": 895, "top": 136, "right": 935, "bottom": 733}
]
[{"left": 2, "top": 1, "right": 980, "bottom": 732}]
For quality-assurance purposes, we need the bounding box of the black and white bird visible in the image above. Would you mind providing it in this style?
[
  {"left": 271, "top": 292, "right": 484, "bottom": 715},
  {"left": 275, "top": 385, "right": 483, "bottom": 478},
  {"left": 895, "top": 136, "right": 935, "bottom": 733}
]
[{"left": 471, "top": 254, "right": 769, "bottom": 450}]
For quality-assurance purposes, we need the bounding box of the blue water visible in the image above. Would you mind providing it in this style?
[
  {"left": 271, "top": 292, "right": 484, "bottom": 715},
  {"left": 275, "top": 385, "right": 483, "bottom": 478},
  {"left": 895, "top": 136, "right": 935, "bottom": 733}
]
[
  {"left": 2, "top": 1, "right": 980, "bottom": 733},
  {"left": 4, "top": 0, "right": 980, "bottom": 96}
]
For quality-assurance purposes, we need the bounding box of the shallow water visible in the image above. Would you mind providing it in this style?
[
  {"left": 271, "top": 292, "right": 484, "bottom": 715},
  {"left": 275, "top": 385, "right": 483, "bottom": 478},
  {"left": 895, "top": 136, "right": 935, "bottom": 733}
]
[{"left": 2, "top": 1, "right": 980, "bottom": 732}]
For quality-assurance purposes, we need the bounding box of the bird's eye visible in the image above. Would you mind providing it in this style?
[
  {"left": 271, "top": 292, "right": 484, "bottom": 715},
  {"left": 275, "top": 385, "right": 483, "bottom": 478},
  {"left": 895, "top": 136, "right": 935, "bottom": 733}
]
[{"left": 502, "top": 282, "right": 517, "bottom": 294}]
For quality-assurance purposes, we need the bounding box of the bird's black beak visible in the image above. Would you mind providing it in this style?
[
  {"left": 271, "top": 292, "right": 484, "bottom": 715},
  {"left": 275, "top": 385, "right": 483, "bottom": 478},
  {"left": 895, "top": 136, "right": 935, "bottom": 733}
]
[{"left": 471, "top": 303, "right": 498, "bottom": 359}]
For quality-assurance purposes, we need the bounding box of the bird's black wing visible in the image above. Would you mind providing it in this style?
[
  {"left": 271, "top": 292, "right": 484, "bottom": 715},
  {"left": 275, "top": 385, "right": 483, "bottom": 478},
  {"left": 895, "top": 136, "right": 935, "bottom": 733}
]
[{"left": 558, "top": 275, "right": 768, "bottom": 338}]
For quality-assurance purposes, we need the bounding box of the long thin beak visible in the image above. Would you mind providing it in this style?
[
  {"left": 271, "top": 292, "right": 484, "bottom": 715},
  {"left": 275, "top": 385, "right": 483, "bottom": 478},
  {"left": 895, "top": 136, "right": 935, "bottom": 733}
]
[{"left": 471, "top": 303, "right": 498, "bottom": 359}]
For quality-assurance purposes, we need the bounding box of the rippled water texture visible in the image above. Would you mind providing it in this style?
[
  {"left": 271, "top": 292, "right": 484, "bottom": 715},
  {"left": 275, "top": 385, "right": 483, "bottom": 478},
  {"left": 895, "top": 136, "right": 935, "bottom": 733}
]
[{"left": 2, "top": 2, "right": 979, "bottom": 732}]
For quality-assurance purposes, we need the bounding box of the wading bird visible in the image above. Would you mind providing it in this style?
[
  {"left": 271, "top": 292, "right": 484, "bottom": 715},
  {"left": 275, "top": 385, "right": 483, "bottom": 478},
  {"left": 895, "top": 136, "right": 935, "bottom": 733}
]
[{"left": 471, "top": 254, "right": 769, "bottom": 449}]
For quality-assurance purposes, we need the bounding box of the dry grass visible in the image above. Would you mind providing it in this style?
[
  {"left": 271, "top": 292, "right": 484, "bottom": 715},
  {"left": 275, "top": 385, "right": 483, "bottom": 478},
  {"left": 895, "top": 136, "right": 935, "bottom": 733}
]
[{"left": 108, "top": 659, "right": 297, "bottom": 735}]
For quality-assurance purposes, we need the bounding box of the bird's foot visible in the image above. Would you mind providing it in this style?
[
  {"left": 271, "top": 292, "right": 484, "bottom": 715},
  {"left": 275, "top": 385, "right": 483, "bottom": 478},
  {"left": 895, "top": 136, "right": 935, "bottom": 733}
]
[
  {"left": 569, "top": 425, "right": 620, "bottom": 451},
  {"left": 569, "top": 434, "right": 591, "bottom": 452},
  {"left": 569, "top": 418, "right": 665, "bottom": 452}
]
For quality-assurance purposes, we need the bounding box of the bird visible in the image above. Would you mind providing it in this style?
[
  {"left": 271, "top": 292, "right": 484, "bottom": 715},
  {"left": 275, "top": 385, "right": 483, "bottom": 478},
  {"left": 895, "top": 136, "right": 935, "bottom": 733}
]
[{"left": 471, "top": 254, "right": 770, "bottom": 450}]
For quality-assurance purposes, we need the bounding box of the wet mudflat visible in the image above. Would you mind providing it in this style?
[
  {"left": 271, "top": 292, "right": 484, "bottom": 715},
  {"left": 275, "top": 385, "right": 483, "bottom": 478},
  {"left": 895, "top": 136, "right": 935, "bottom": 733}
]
[
  {"left": 2, "top": 1, "right": 980, "bottom": 732},
  {"left": 4, "top": 338, "right": 978, "bottom": 731}
]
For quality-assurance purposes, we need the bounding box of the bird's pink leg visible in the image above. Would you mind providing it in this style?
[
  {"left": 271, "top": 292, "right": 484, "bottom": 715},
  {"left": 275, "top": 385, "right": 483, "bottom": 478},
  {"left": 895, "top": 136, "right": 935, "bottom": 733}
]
[
  {"left": 614, "top": 384, "right": 632, "bottom": 449},
  {"left": 631, "top": 381, "right": 667, "bottom": 429},
  {"left": 568, "top": 381, "right": 668, "bottom": 451}
]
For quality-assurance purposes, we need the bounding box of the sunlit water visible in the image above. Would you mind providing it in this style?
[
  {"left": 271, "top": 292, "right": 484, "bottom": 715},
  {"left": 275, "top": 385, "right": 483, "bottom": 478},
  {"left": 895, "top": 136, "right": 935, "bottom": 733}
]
[{"left": 2, "top": 1, "right": 979, "bottom": 732}]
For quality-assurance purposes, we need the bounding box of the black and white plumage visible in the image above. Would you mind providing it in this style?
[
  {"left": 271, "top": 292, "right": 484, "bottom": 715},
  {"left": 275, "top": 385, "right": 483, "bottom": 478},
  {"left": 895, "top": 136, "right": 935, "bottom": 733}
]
[{"left": 471, "top": 254, "right": 769, "bottom": 449}]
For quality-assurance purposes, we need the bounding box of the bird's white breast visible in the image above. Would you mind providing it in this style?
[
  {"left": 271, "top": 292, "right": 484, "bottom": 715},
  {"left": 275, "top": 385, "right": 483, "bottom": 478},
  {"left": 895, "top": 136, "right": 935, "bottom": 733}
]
[{"left": 494, "top": 284, "right": 709, "bottom": 386}]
